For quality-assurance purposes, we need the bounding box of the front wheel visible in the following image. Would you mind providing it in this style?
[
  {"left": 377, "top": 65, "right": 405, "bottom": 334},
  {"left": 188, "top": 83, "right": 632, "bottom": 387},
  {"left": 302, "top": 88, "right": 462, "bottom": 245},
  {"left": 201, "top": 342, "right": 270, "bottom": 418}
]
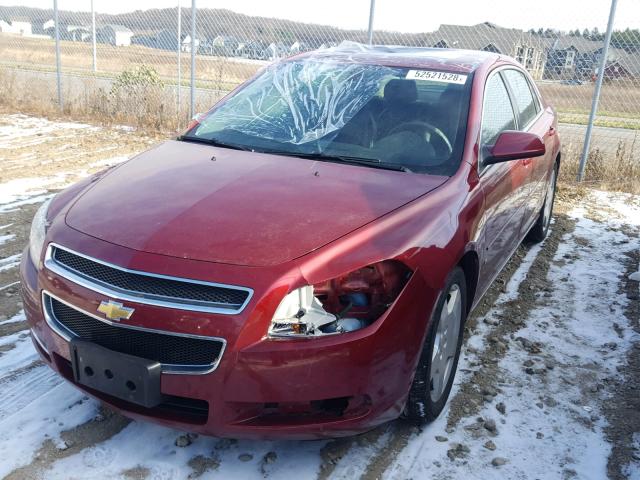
[
  {"left": 404, "top": 267, "right": 467, "bottom": 424},
  {"left": 528, "top": 162, "right": 558, "bottom": 243}
]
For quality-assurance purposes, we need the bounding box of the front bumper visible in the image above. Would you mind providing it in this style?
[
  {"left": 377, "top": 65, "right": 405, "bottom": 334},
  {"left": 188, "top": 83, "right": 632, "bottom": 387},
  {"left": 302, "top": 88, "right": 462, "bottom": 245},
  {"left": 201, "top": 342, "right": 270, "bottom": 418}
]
[{"left": 21, "top": 239, "right": 434, "bottom": 440}]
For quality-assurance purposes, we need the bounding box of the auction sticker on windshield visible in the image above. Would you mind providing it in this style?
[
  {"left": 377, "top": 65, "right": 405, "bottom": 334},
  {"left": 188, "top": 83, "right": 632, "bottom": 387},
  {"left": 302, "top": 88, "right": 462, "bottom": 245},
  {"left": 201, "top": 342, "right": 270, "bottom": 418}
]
[{"left": 406, "top": 70, "right": 468, "bottom": 84}]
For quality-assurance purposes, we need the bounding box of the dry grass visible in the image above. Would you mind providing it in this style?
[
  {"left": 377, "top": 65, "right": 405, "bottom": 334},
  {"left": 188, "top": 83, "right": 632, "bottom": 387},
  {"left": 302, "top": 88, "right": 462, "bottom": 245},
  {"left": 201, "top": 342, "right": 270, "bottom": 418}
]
[
  {"left": 557, "top": 136, "right": 640, "bottom": 195},
  {"left": 0, "top": 66, "right": 229, "bottom": 132},
  {"left": 0, "top": 35, "right": 260, "bottom": 90},
  {"left": 538, "top": 82, "right": 640, "bottom": 119}
]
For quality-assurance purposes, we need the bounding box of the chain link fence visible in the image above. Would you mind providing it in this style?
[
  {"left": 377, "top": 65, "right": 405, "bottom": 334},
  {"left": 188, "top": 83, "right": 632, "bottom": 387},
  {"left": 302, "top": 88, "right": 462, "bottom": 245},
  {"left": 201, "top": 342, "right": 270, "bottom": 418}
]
[{"left": 0, "top": 0, "right": 638, "bottom": 186}]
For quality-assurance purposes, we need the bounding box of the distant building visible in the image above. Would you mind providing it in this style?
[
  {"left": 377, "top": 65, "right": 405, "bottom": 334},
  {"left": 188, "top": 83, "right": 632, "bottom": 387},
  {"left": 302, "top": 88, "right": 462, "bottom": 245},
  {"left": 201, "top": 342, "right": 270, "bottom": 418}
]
[
  {"left": 97, "top": 24, "right": 133, "bottom": 47},
  {"left": 181, "top": 34, "right": 200, "bottom": 53},
  {"left": 236, "top": 41, "right": 265, "bottom": 60},
  {"left": 211, "top": 35, "right": 239, "bottom": 56},
  {"left": 155, "top": 29, "right": 184, "bottom": 51},
  {"left": 545, "top": 36, "right": 628, "bottom": 79},
  {"left": 67, "top": 25, "right": 91, "bottom": 42},
  {"left": 289, "top": 41, "right": 309, "bottom": 55},
  {"left": 423, "top": 22, "right": 548, "bottom": 79},
  {"left": 0, "top": 19, "right": 32, "bottom": 36},
  {"left": 265, "top": 42, "right": 288, "bottom": 60}
]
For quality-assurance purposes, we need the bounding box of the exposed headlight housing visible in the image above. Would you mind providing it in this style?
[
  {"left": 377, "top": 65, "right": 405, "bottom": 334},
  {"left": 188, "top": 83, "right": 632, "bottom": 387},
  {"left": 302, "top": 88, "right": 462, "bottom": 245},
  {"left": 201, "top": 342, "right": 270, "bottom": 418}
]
[
  {"left": 268, "top": 260, "right": 411, "bottom": 338},
  {"left": 28, "top": 198, "right": 52, "bottom": 266}
]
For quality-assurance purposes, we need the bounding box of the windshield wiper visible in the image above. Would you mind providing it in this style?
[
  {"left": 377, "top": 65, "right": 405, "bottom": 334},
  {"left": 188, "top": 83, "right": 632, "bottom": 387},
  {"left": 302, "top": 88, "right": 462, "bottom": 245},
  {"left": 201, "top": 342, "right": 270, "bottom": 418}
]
[
  {"left": 177, "top": 135, "right": 252, "bottom": 151},
  {"left": 267, "top": 151, "right": 412, "bottom": 173}
]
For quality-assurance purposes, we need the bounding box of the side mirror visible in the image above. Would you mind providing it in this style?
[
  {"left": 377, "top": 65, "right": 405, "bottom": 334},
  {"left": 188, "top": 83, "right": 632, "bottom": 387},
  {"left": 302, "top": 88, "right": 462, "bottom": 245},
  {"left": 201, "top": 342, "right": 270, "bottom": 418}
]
[{"left": 483, "top": 131, "right": 545, "bottom": 165}]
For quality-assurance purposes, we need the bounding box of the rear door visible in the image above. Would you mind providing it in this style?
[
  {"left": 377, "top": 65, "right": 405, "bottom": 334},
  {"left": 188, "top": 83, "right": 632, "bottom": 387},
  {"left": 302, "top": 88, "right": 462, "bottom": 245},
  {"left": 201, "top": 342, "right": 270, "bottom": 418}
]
[
  {"left": 476, "top": 71, "right": 531, "bottom": 294},
  {"left": 501, "top": 69, "right": 555, "bottom": 232}
]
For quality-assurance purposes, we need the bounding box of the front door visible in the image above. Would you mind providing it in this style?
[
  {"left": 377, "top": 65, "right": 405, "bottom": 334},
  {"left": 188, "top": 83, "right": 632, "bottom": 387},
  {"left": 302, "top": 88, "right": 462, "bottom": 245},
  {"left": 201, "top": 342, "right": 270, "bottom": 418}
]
[{"left": 476, "top": 70, "right": 531, "bottom": 294}]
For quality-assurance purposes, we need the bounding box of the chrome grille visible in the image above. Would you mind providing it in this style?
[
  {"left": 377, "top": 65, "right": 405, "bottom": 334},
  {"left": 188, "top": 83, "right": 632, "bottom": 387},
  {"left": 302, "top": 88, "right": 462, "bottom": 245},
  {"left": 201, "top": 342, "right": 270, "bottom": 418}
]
[
  {"left": 43, "top": 292, "right": 225, "bottom": 374},
  {"left": 45, "top": 244, "right": 252, "bottom": 314}
]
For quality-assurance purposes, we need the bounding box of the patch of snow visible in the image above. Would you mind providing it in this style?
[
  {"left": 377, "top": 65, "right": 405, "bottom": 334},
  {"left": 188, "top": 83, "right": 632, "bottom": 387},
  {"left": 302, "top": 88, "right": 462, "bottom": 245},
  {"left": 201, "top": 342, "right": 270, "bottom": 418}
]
[
  {"left": 45, "top": 421, "right": 325, "bottom": 480},
  {"left": 0, "top": 253, "right": 21, "bottom": 272},
  {"left": 0, "top": 281, "right": 20, "bottom": 292},
  {"left": 0, "top": 114, "right": 97, "bottom": 149},
  {"left": 0, "top": 233, "right": 15, "bottom": 246},
  {"left": 629, "top": 271, "right": 640, "bottom": 282},
  {"left": 0, "top": 310, "right": 25, "bottom": 325},
  {"left": 0, "top": 383, "right": 97, "bottom": 479}
]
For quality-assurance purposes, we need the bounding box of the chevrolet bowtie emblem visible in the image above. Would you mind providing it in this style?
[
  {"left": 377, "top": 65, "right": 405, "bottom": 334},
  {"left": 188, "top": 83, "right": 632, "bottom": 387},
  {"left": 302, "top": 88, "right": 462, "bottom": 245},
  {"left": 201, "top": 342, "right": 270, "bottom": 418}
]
[{"left": 97, "top": 300, "right": 134, "bottom": 321}]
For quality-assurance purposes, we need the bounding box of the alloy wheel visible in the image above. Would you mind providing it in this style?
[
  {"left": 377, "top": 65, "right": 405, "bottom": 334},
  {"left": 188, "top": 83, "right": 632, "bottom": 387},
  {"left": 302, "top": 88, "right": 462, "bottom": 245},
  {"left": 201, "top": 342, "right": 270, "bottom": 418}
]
[{"left": 430, "top": 283, "right": 462, "bottom": 403}]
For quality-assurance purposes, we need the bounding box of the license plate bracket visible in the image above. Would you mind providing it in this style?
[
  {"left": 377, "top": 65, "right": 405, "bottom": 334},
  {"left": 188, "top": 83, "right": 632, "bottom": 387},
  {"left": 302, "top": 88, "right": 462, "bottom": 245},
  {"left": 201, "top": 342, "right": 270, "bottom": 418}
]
[{"left": 70, "top": 338, "right": 163, "bottom": 408}]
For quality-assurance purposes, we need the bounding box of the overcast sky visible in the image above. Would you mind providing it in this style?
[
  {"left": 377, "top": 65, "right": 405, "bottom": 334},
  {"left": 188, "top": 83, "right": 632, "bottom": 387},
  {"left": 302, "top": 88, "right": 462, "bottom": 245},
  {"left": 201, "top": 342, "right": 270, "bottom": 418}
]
[{"left": 4, "top": 0, "right": 639, "bottom": 32}]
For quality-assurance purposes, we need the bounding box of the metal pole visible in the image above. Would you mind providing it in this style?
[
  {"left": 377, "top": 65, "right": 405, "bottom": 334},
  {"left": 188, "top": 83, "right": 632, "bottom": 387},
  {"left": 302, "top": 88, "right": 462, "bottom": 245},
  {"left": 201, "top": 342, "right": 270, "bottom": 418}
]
[
  {"left": 577, "top": 0, "right": 618, "bottom": 181},
  {"left": 367, "top": 0, "right": 375, "bottom": 45},
  {"left": 190, "top": 0, "right": 196, "bottom": 119},
  {"left": 91, "top": 0, "right": 97, "bottom": 72},
  {"left": 177, "top": 0, "right": 182, "bottom": 120},
  {"left": 54, "top": 0, "right": 63, "bottom": 110}
]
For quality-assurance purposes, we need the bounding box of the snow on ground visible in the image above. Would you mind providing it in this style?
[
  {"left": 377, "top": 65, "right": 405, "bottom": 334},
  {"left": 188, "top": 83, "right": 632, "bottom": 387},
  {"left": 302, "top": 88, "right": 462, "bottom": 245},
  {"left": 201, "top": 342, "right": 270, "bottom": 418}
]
[
  {"left": 0, "top": 114, "right": 96, "bottom": 149},
  {"left": 0, "top": 253, "right": 21, "bottom": 272},
  {"left": 0, "top": 114, "right": 638, "bottom": 479},
  {"left": 381, "top": 194, "right": 640, "bottom": 480}
]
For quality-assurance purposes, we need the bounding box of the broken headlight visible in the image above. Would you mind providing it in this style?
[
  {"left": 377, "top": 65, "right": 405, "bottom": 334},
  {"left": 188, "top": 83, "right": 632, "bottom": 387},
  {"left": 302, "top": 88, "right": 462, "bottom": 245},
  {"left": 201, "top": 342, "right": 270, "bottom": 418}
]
[
  {"left": 28, "top": 197, "right": 52, "bottom": 266},
  {"left": 268, "top": 260, "right": 411, "bottom": 338}
]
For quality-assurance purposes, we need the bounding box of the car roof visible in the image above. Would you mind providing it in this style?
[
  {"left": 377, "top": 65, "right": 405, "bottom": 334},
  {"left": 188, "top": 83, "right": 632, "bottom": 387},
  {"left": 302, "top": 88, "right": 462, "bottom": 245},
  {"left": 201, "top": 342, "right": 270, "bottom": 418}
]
[{"left": 288, "top": 41, "right": 501, "bottom": 74}]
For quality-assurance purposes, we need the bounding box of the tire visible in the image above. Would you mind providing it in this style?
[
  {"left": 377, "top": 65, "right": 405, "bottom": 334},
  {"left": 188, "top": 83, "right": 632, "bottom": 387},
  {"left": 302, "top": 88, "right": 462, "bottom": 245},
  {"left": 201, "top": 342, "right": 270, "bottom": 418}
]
[
  {"left": 527, "top": 162, "right": 558, "bottom": 243},
  {"left": 404, "top": 267, "right": 467, "bottom": 424}
]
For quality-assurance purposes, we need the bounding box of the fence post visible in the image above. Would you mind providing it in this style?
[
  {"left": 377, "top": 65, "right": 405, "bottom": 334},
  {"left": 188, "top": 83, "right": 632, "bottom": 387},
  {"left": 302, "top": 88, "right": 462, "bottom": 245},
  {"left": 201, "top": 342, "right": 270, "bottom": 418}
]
[
  {"left": 189, "top": 0, "right": 196, "bottom": 120},
  {"left": 577, "top": 0, "right": 618, "bottom": 181},
  {"left": 53, "top": 0, "right": 63, "bottom": 110},
  {"left": 367, "top": 0, "right": 376, "bottom": 45},
  {"left": 177, "top": 0, "right": 182, "bottom": 121},
  {"left": 91, "top": 0, "right": 97, "bottom": 72}
]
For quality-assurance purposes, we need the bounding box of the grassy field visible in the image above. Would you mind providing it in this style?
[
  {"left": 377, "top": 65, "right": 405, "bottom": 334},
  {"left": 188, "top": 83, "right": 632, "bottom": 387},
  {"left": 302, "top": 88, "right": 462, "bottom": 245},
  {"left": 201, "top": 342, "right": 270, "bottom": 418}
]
[{"left": 0, "top": 35, "right": 261, "bottom": 91}]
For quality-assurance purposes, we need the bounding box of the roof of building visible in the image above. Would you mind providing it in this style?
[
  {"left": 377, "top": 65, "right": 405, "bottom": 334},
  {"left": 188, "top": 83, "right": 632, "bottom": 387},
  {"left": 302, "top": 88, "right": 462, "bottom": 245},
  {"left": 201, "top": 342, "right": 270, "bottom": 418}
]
[
  {"left": 423, "top": 22, "right": 546, "bottom": 55},
  {"left": 101, "top": 24, "right": 133, "bottom": 34}
]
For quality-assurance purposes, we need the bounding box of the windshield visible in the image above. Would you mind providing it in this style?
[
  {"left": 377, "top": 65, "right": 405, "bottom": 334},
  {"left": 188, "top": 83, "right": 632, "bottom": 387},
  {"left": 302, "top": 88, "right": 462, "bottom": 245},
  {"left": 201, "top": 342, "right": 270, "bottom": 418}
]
[{"left": 185, "top": 60, "right": 472, "bottom": 175}]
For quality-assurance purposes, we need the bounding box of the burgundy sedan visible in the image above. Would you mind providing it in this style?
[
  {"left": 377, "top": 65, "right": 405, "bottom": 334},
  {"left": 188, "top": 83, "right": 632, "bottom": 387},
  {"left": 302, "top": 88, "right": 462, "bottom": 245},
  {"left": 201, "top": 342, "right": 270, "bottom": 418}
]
[{"left": 21, "top": 45, "right": 560, "bottom": 439}]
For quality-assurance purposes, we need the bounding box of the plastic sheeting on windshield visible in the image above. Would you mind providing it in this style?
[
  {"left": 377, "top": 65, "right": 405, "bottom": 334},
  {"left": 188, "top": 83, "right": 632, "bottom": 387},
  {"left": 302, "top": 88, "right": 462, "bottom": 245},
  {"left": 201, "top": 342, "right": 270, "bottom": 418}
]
[{"left": 193, "top": 51, "right": 396, "bottom": 145}]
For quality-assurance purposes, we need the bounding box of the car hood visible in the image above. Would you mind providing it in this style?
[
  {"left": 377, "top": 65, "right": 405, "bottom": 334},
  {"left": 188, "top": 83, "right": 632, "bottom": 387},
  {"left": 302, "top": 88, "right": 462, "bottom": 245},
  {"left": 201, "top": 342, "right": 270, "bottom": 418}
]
[{"left": 65, "top": 140, "right": 447, "bottom": 267}]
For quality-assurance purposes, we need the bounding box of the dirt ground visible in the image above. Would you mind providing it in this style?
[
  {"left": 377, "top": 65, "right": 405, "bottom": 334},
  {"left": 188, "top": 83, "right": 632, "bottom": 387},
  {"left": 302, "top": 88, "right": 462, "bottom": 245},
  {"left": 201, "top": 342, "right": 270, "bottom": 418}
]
[{"left": 0, "top": 113, "right": 638, "bottom": 480}]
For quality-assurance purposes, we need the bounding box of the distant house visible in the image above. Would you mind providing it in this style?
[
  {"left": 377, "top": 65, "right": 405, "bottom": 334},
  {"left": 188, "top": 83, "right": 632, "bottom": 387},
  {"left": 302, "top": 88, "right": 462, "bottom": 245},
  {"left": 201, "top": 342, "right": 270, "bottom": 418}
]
[
  {"left": 131, "top": 33, "right": 157, "bottom": 48},
  {"left": 67, "top": 25, "right": 91, "bottom": 42},
  {"left": 0, "top": 19, "right": 32, "bottom": 36},
  {"left": 211, "top": 35, "right": 239, "bottom": 56},
  {"left": 603, "top": 51, "right": 640, "bottom": 80},
  {"left": 181, "top": 34, "right": 200, "bottom": 53},
  {"left": 155, "top": 29, "right": 184, "bottom": 51},
  {"left": 289, "top": 41, "right": 309, "bottom": 55},
  {"left": 97, "top": 25, "right": 133, "bottom": 47},
  {"left": 545, "top": 36, "right": 628, "bottom": 79},
  {"left": 265, "top": 42, "right": 288, "bottom": 60},
  {"left": 236, "top": 41, "right": 265, "bottom": 60},
  {"left": 424, "top": 22, "right": 548, "bottom": 79}
]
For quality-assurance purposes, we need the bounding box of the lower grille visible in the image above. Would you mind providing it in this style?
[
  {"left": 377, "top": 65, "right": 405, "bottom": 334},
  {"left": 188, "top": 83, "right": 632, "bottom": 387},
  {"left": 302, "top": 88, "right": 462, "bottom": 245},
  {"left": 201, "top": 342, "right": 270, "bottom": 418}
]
[{"left": 44, "top": 293, "right": 225, "bottom": 374}]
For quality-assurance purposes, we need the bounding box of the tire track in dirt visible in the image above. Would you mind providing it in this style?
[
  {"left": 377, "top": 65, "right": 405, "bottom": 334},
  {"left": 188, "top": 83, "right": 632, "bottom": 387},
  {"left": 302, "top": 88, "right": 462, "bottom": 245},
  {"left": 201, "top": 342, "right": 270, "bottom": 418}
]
[{"left": 603, "top": 239, "right": 640, "bottom": 479}]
